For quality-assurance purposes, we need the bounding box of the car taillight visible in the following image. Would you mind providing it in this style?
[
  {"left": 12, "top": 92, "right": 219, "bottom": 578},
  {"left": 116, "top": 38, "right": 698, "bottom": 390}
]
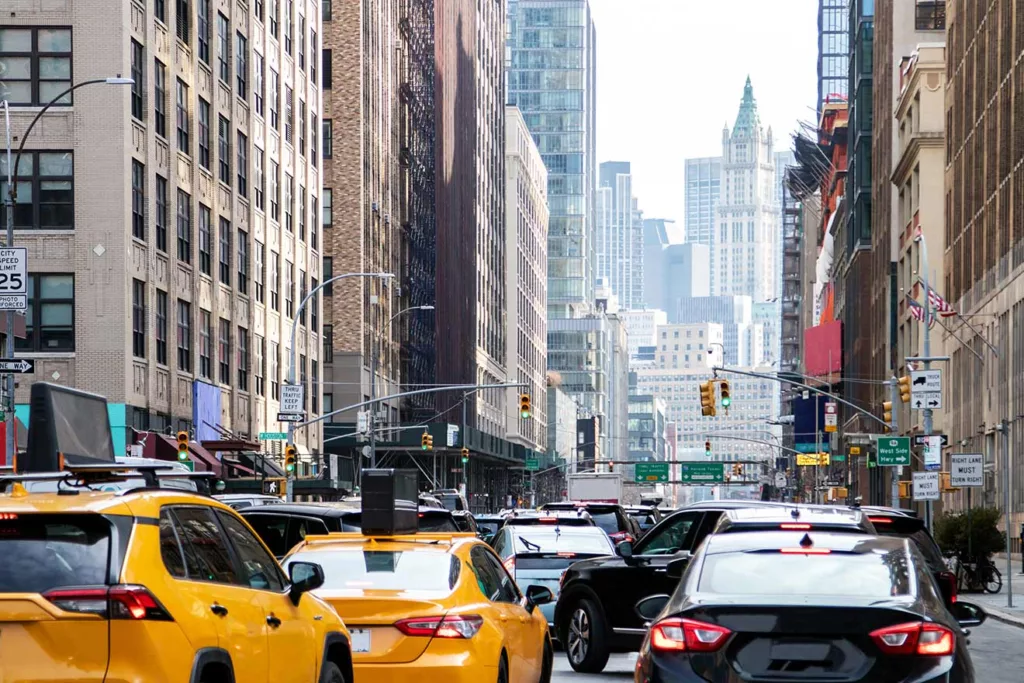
[
  {"left": 867, "top": 517, "right": 893, "bottom": 524},
  {"left": 779, "top": 548, "right": 831, "bottom": 554},
  {"left": 937, "top": 570, "right": 958, "bottom": 603},
  {"left": 650, "top": 618, "right": 731, "bottom": 653},
  {"left": 869, "top": 622, "right": 955, "bottom": 656},
  {"left": 394, "top": 615, "right": 484, "bottom": 639},
  {"left": 43, "top": 585, "right": 173, "bottom": 621},
  {"left": 780, "top": 523, "right": 811, "bottom": 530}
]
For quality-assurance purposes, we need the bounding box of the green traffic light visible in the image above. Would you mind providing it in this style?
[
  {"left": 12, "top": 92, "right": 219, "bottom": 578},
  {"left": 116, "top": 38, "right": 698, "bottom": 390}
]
[
  {"left": 520, "top": 410, "right": 530, "bottom": 419},
  {"left": 177, "top": 451, "right": 188, "bottom": 461},
  {"left": 721, "top": 397, "right": 731, "bottom": 407},
  {"left": 461, "top": 457, "right": 468, "bottom": 465}
]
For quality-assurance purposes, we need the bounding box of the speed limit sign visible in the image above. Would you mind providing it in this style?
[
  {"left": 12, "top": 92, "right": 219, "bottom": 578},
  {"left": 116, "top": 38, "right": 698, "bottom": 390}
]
[{"left": 0, "top": 248, "right": 28, "bottom": 311}]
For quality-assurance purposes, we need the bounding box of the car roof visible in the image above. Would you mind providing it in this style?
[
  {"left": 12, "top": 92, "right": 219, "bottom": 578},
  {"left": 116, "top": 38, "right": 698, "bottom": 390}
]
[
  {"left": 705, "top": 529, "right": 909, "bottom": 556},
  {"left": 0, "top": 487, "right": 231, "bottom": 516},
  {"left": 543, "top": 501, "right": 621, "bottom": 510},
  {"left": 287, "top": 532, "right": 480, "bottom": 557},
  {"left": 719, "top": 506, "right": 869, "bottom": 526},
  {"left": 239, "top": 503, "right": 452, "bottom": 517}
]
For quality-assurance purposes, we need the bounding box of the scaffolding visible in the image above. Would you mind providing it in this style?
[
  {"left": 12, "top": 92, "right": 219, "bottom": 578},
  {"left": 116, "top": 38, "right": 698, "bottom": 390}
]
[{"left": 399, "top": 0, "right": 437, "bottom": 421}]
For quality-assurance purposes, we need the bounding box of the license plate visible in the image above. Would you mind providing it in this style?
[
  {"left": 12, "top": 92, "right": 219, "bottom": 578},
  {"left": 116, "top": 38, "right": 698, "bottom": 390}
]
[{"left": 350, "top": 629, "right": 371, "bottom": 653}]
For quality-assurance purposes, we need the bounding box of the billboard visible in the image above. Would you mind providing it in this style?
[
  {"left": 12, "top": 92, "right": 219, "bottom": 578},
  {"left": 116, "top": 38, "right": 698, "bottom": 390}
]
[
  {"left": 803, "top": 320, "right": 842, "bottom": 377},
  {"left": 192, "top": 380, "right": 222, "bottom": 442}
]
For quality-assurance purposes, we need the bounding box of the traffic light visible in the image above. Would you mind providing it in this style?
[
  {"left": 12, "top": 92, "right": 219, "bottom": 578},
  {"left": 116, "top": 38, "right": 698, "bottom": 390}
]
[
  {"left": 732, "top": 463, "right": 741, "bottom": 477},
  {"left": 284, "top": 444, "right": 297, "bottom": 473},
  {"left": 699, "top": 381, "right": 717, "bottom": 417},
  {"left": 882, "top": 401, "right": 893, "bottom": 431},
  {"left": 898, "top": 480, "right": 911, "bottom": 498},
  {"left": 705, "top": 441, "right": 712, "bottom": 456},
  {"left": 898, "top": 376, "right": 912, "bottom": 403},
  {"left": 519, "top": 393, "right": 531, "bottom": 419},
  {"left": 461, "top": 447, "right": 469, "bottom": 464},
  {"left": 176, "top": 431, "right": 189, "bottom": 461},
  {"left": 421, "top": 432, "right": 433, "bottom": 450},
  {"left": 719, "top": 380, "right": 731, "bottom": 408}
]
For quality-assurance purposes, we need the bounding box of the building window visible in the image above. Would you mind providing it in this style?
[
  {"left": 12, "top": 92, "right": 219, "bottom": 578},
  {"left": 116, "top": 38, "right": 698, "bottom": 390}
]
[
  {"left": 311, "top": 359, "right": 318, "bottom": 412},
  {"left": 131, "top": 40, "right": 145, "bottom": 120},
  {"left": 237, "top": 229, "right": 249, "bottom": 295},
  {"left": 0, "top": 151, "right": 74, "bottom": 230},
  {"left": 199, "top": 309, "right": 212, "bottom": 379},
  {"left": 322, "top": 188, "right": 332, "bottom": 227},
  {"left": 284, "top": 0, "right": 293, "bottom": 54},
  {"left": 254, "top": 241, "right": 265, "bottom": 303},
  {"left": 176, "top": 0, "right": 191, "bottom": 44},
  {"left": 323, "top": 256, "right": 333, "bottom": 295},
  {"left": 915, "top": 2, "right": 945, "bottom": 30},
  {"left": 298, "top": 185, "right": 306, "bottom": 241},
  {"left": 156, "top": 289, "right": 168, "bottom": 364},
  {"left": 218, "top": 318, "right": 230, "bottom": 385},
  {"left": 132, "top": 279, "right": 146, "bottom": 359},
  {"left": 154, "top": 59, "right": 168, "bottom": 138},
  {"left": 0, "top": 27, "right": 72, "bottom": 106},
  {"left": 310, "top": 113, "right": 318, "bottom": 165},
  {"left": 131, "top": 160, "right": 146, "bottom": 240},
  {"left": 254, "top": 0, "right": 263, "bottom": 22},
  {"left": 269, "top": 0, "right": 279, "bottom": 38},
  {"left": 236, "top": 32, "right": 248, "bottom": 97},
  {"left": 218, "top": 116, "right": 231, "bottom": 184},
  {"left": 270, "top": 251, "right": 280, "bottom": 310},
  {"left": 285, "top": 261, "right": 294, "bottom": 318},
  {"left": 177, "top": 189, "right": 192, "bottom": 263},
  {"left": 284, "top": 173, "right": 293, "bottom": 232},
  {"left": 155, "top": 174, "right": 168, "bottom": 252},
  {"left": 310, "top": 195, "right": 318, "bottom": 249},
  {"left": 298, "top": 15, "right": 305, "bottom": 70},
  {"left": 322, "top": 49, "right": 332, "bottom": 89},
  {"left": 254, "top": 334, "right": 265, "bottom": 396},
  {"left": 177, "top": 300, "right": 192, "bottom": 372},
  {"left": 197, "top": 98, "right": 211, "bottom": 169},
  {"left": 254, "top": 52, "right": 264, "bottom": 115},
  {"left": 156, "top": 0, "right": 166, "bottom": 22},
  {"left": 254, "top": 147, "right": 265, "bottom": 210},
  {"left": 323, "top": 325, "right": 333, "bottom": 362},
  {"left": 237, "top": 327, "right": 249, "bottom": 391},
  {"left": 322, "top": 0, "right": 331, "bottom": 21},
  {"left": 176, "top": 78, "right": 190, "bottom": 153},
  {"left": 298, "top": 270, "right": 306, "bottom": 325},
  {"left": 197, "top": 0, "right": 210, "bottom": 63},
  {"left": 270, "top": 161, "right": 280, "bottom": 220},
  {"left": 269, "top": 68, "right": 279, "bottom": 130},
  {"left": 323, "top": 119, "right": 332, "bottom": 158},
  {"left": 323, "top": 393, "right": 332, "bottom": 416},
  {"left": 219, "top": 218, "right": 231, "bottom": 284},
  {"left": 270, "top": 341, "right": 279, "bottom": 400},
  {"left": 217, "top": 14, "right": 230, "bottom": 85},
  {"left": 310, "top": 277, "right": 318, "bottom": 330},
  {"left": 284, "top": 86, "right": 294, "bottom": 143},
  {"left": 299, "top": 101, "right": 306, "bottom": 155},
  {"left": 237, "top": 131, "right": 248, "bottom": 198},
  {"left": 300, "top": 354, "right": 307, "bottom": 409},
  {"left": 310, "top": 28, "right": 317, "bottom": 82},
  {"left": 198, "top": 204, "right": 212, "bottom": 275}
]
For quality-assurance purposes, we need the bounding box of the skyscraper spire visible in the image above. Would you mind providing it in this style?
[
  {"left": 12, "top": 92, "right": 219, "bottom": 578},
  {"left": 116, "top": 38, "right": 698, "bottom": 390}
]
[{"left": 732, "top": 75, "right": 760, "bottom": 136}]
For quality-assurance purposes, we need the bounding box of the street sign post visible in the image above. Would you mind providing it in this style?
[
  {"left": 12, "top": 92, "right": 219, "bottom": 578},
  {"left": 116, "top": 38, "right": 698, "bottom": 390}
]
[
  {"left": 877, "top": 437, "right": 912, "bottom": 466},
  {"left": 0, "top": 359, "right": 32, "bottom": 373},
  {"left": 0, "top": 248, "right": 28, "bottom": 311},
  {"left": 679, "top": 462, "right": 724, "bottom": 483},
  {"left": 281, "top": 384, "right": 305, "bottom": 414},
  {"left": 635, "top": 462, "right": 669, "bottom": 483},
  {"left": 259, "top": 431, "right": 288, "bottom": 441},
  {"left": 923, "top": 435, "right": 943, "bottom": 471},
  {"left": 525, "top": 458, "right": 539, "bottom": 471},
  {"left": 950, "top": 453, "right": 984, "bottom": 487},
  {"left": 912, "top": 471, "right": 940, "bottom": 501},
  {"left": 824, "top": 402, "right": 837, "bottom": 433}
]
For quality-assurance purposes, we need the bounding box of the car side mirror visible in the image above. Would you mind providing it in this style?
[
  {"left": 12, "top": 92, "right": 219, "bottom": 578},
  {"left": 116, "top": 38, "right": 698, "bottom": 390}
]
[
  {"left": 666, "top": 554, "right": 691, "bottom": 580},
  {"left": 950, "top": 601, "right": 987, "bottom": 628},
  {"left": 288, "top": 561, "right": 325, "bottom": 605},
  {"left": 635, "top": 594, "right": 670, "bottom": 624},
  {"left": 523, "top": 584, "right": 554, "bottom": 613},
  {"left": 617, "top": 540, "right": 634, "bottom": 559}
]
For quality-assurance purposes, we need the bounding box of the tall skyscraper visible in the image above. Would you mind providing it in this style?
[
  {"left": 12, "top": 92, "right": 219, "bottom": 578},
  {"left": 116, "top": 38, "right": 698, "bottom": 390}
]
[
  {"left": 818, "top": 0, "right": 850, "bottom": 112},
  {"left": 683, "top": 157, "right": 722, "bottom": 248},
  {"left": 715, "top": 78, "right": 777, "bottom": 303},
  {"left": 597, "top": 161, "right": 644, "bottom": 310},
  {"left": 663, "top": 243, "right": 711, "bottom": 321},
  {"left": 2, "top": 0, "right": 324, "bottom": 454},
  {"left": 507, "top": 0, "right": 598, "bottom": 319},
  {"left": 642, "top": 218, "right": 672, "bottom": 310}
]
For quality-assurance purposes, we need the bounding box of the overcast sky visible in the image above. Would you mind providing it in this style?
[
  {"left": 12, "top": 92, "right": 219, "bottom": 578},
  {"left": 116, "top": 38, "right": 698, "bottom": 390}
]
[{"left": 588, "top": 0, "right": 819, "bottom": 235}]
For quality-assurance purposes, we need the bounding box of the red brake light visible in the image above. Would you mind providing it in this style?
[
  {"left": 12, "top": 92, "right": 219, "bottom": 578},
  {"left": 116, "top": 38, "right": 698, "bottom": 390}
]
[
  {"left": 779, "top": 548, "right": 831, "bottom": 554},
  {"left": 539, "top": 517, "right": 557, "bottom": 523},
  {"left": 938, "top": 570, "right": 958, "bottom": 603},
  {"left": 394, "top": 615, "right": 484, "bottom": 639},
  {"left": 780, "top": 523, "right": 811, "bottom": 530},
  {"left": 650, "top": 617, "right": 731, "bottom": 653},
  {"left": 0, "top": 513, "right": 18, "bottom": 521},
  {"left": 43, "top": 585, "right": 172, "bottom": 621},
  {"left": 557, "top": 552, "right": 576, "bottom": 558},
  {"left": 870, "top": 622, "right": 955, "bottom": 656},
  {"left": 867, "top": 517, "right": 893, "bottom": 524}
]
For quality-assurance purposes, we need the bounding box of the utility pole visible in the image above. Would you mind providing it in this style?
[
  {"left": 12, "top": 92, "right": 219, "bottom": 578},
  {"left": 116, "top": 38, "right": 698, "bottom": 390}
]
[
  {"left": 918, "top": 231, "right": 935, "bottom": 534},
  {"left": 369, "top": 300, "right": 377, "bottom": 468},
  {"left": 1000, "top": 418, "right": 1014, "bottom": 608},
  {"left": 3, "top": 101, "right": 15, "bottom": 468}
]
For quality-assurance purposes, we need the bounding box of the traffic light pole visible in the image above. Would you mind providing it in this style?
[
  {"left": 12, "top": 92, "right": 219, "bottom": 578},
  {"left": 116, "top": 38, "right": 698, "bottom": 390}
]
[
  {"left": 890, "top": 376, "right": 900, "bottom": 508},
  {"left": 918, "top": 231, "right": 935, "bottom": 534}
]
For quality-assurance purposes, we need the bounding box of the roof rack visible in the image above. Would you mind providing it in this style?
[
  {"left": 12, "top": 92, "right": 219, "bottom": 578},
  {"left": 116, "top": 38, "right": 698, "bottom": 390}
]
[{"left": 1, "top": 463, "right": 223, "bottom": 494}]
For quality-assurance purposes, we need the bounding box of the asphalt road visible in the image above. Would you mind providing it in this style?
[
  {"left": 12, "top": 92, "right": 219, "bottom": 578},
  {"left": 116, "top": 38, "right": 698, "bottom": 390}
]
[{"left": 551, "top": 620, "right": 1024, "bottom": 682}]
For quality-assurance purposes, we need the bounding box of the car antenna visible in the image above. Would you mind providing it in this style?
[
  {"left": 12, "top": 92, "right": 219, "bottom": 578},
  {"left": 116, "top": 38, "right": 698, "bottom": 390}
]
[{"left": 799, "top": 533, "right": 813, "bottom": 548}]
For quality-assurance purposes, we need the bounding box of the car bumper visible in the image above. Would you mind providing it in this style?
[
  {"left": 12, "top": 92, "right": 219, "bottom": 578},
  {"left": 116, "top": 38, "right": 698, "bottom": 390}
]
[{"left": 355, "top": 653, "right": 497, "bottom": 683}]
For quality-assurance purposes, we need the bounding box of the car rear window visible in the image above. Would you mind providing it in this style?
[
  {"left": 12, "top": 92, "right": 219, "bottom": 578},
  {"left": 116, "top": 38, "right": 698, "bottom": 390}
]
[
  {"left": 288, "top": 550, "right": 461, "bottom": 592},
  {"left": 0, "top": 514, "right": 110, "bottom": 593},
  {"left": 877, "top": 526, "right": 945, "bottom": 570},
  {"left": 419, "top": 513, "right": 459, "bottom": 532},
  {"left": 513, "top": 530, "right": 614, "bottom": 556},
  {"left": 699, "top": 549, "right": 911, "bottom": 598},
  {"left": 506, "top": 517, "right": 591, "bottom": 526},
  {"left": 589, "top": 511, "right": 621, "bottom": 534}
]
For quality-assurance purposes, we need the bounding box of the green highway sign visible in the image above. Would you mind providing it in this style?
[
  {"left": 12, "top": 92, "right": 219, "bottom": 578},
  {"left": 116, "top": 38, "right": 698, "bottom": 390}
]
[
  {"left": 832, "top": 454, "right": 847, "bottom": 462},
  {"left": 634, "top": 462, "right": 669, "bottom": 483},
  {"left": 259, "top": 432, "right": 288, "bottom": 441},
  {"left": 877, "top": 437, "right": 911, "bottom": 466},
  {"left": 525, "top": 458, "right": 540, "bottom": 471},
  {"left": 680, "top": 462, "right": 724, "bottom": 483}
]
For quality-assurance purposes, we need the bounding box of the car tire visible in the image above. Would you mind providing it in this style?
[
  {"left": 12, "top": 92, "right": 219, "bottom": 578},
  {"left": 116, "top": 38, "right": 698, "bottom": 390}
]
[
  {"left": 498, "top": 651, "right": 509, "bottom": 683},
  {"left": 564, "top": 598, "right": 610, "bottom": 674},
  {"left": 538, "top": 637, "right": 553, "bottom": 683},
  {"left": 319, "top": 662, "right": 346, "bottom": 683}
]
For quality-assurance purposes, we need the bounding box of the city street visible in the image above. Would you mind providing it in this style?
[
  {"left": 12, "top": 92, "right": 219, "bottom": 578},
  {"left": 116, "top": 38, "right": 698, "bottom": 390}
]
[{"left": 550, "top": 621, "right": 1024, "bottom": 682}]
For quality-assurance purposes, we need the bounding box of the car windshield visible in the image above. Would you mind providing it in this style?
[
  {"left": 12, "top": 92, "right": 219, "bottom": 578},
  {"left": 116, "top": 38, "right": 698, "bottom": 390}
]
[
  {"left": 0, "top": 514, "right": 111, "bottom": 593},
  {"left": 287, "top": 550, "right": 460, "bottom": 592},
  {"left": 512, "top": 529, "right": 614, "bottom": 555},
  {"left": 699, "top": 549, "right": 912, "bottom": 598}
]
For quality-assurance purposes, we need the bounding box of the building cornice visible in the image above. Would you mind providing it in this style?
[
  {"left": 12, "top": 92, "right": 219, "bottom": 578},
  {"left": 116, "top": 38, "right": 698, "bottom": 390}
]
[{"left": 892, "top": 132, "right": 945, "bottom": 185}]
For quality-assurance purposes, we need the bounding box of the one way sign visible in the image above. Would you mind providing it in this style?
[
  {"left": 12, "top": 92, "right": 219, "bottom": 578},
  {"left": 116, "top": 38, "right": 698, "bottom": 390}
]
[{"left": 0, "top": 359, "right": 33, "bottom": 373}]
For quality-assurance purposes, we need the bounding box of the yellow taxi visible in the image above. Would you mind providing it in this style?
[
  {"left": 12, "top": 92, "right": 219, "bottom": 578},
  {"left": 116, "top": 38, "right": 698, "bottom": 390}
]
[
  {"left": 283, "top": 531, "right": 556, "bottom": 683},
  {"left": 0, "top": 468, "right": 354, "bottom": 683}
]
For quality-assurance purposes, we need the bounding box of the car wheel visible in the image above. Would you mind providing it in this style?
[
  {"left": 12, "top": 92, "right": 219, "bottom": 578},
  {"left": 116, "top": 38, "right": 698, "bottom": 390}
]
[
  {"left": 498, "top": 651, "right": 509, "bottom": 683},
  {"left": 565, "top": 598, "right": 610, "bottom": 674},
  {"left": 319, "top": 662, "right": 346, "bottom": 683},
  {"left": 538, "top": 637, "right": 553, "bottom": 683}
]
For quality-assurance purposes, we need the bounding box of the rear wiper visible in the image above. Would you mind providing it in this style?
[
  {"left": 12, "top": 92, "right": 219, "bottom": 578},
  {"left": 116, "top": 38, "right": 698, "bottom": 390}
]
[{"left": 517, "top": 536, "right": 542, "bottom": 552}]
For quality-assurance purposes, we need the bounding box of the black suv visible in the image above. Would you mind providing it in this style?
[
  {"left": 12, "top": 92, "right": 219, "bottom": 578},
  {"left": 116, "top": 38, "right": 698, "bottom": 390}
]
[
  {"left": 625, "top": 505, "right": 663, "bottom": 536},
  {"left": 541, "top": 502, "right": 640, "bottom": 544}
]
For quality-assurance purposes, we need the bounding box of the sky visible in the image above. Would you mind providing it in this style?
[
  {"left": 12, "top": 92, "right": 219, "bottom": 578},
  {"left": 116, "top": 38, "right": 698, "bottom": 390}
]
[{"left": 588, "top": 0, "right": 820, "bottom": 235}]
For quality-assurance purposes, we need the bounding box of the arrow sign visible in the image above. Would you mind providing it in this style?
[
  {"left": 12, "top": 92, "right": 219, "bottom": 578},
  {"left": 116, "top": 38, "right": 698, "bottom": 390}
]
[{"left": 0, "top": 359, "right": 33, "bottom": 373}]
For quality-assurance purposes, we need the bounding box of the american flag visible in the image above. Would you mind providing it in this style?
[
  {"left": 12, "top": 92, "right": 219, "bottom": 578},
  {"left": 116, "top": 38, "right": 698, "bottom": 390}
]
[
  {"left": 907, "top": 298, "right": 936, "bottom": 328},
  {"left": 926, "top": 285, "right": 957, "bottom": 318}
]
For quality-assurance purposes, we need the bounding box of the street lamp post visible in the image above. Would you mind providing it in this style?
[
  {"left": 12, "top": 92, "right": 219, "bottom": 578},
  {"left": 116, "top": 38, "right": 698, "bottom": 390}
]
[
  {"left": 285, "top": 271, "right": 393, "bottom": 500},
  {"left": 3, "top": 77, "right": 133, "bottom": 466}
]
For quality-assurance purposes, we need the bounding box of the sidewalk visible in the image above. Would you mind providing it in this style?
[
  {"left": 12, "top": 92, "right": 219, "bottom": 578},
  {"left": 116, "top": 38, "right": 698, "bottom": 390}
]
[{"left": 967, "top": 554, "right": 1024, "bottom": 628}]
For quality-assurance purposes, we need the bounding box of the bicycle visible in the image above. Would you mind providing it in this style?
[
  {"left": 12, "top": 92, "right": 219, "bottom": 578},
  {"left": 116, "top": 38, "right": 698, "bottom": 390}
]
[{"left": 952, "top": 553, "right": 1002, "bottom": 594}]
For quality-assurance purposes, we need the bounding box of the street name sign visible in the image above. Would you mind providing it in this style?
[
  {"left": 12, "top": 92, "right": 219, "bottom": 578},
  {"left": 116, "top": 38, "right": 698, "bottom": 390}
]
[
  {"left": 0, "top": 359, "right": 33, "bottom": 373},
  {"left": 635, "top": 462, "right": 669, "bottom": 483},
  {"left": 912, "top": 471, "right": 940, "bottom": 501},
  {"left": 0, "top": 248, "right": 27, "bottom": 311},
  {"left": 276, "top": 412, "right": 305, "bottom": 423},
  {"left": 680, "top": 462, "right": 724, "bottom": 483},
  {"left": 259, "top": 432, "right": 288, "bottom": 441},
  {"left": 950, "top": 453, "right": 984, "bottom": 487},
  {"left": 877, "top": 437, "right": 911, "bottom": 466},
  {"left": 281, "top": 384, "right": 305, "bottom": 414}
]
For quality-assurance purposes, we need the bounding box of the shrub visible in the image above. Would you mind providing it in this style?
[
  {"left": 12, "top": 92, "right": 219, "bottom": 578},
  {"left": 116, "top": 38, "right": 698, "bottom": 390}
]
[{"left": 933, "top": 507, "right": 1006, "bottom": 560}]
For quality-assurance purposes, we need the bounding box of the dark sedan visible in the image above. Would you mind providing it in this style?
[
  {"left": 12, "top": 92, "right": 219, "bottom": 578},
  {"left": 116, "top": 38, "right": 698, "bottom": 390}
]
[{"left": 632, "top": 530, "right": 986, "bottom": 683}]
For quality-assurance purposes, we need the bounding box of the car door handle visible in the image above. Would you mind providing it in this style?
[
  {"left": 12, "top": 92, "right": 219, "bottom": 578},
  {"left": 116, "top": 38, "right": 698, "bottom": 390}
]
[
  {"left": 210, "top": 603, "right": 228, "bottom": 617},
  {"left": 266, "top": 614, "right": 282, "bottom": 628}
]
